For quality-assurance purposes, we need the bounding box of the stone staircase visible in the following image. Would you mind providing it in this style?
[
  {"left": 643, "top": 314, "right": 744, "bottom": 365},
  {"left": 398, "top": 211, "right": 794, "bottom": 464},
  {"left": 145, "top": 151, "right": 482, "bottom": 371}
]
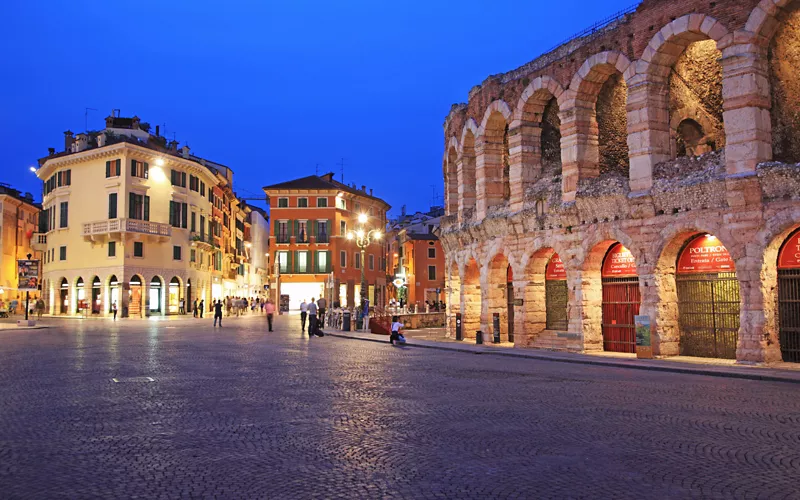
[{"left": 530, "top": 331, "right": 582, "bottom": 352}]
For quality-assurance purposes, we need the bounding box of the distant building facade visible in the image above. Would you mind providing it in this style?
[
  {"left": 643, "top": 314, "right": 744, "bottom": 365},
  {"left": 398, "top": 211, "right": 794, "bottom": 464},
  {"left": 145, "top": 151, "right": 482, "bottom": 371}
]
[
  {"left": 263, "top": 173, "right": 390, "bottom": 310},
  {"left": 0, "top": 184, "right": 41, "bottom": 297},
  {"left": 386, "top": 207, "right": 445, "bottom": 309}
]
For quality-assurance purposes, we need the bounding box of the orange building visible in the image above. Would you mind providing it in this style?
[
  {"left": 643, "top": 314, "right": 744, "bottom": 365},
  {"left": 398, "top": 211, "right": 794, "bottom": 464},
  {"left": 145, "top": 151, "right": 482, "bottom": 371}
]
[
  {"left": 386, "top": 208, "right": 445, "bottom": 310},
  {"left": 263, "top": 173, "right": 390, "bottom": 311}
]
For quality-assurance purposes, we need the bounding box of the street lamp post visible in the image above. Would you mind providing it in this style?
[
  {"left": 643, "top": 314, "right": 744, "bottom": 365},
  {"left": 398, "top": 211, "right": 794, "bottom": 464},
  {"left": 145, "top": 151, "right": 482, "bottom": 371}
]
[{"left": 347, "top": 213, "right": 381, "bottom": 323}]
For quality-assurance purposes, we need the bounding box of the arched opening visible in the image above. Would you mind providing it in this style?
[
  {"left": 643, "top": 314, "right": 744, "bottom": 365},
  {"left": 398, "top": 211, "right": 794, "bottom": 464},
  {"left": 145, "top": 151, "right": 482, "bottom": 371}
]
[
  {"left": 168, "top": 277, "right": 181, "bottom": 314},
  {"left": 480, "top": 110, "right": 510, "bottom": 211},
  {"left": 521, "top": 247, "right": 553, "bottom": 344},
  {"left": 460, "top": 129, "right": 477, "bottom": 219},
  {"left": 462, "top": 258, "right": 481, "bottom": 339},
  {"left": 59, "top": 278, "right": 69, "bottom": 314},
  {"left": 668, "top": 39, "right": 724, "bottom": 158},
  {"left": 545, "top": 253, "right": 568, "bottom": 331},
  {"left": 778, "top": 227, "right": 800, "bottom": 362},
  {"left": 541, "top": 98, "right": 562, "bottom": 175},
  {"left": 601, "top": 243, "right": 640, "bottom": 353},
  {"left": 485, "top": 253, "right": 511, "bottom": 342},
  {"left": 447, "top": 261, "right": 461, "bottom": 338},
  {"left": 91, "top": 276, "right": 101, "bottom": 314},
  {"left": 446, "top": 146, "right": 459, "bottom": 216},
  {"left": 186, "top": 278, "right": 193, "bottom": 313},
  {"left": 768, "top": 3, "right": 800, "bottom": 162},
  {"left": 109, "top": 275, "right": 119, "bottom": 313},
  {"left": 75, "top": 277, "right": 85, "bottom": 314},
  {"left": 149, "top": 276, "right": 163, "bottom": 315},
  {"left": 597, "top": 73, "right": 629, "bottom": 175},
  {"left": 129, "top": 275, "right": 143, "bottom": 317},
  {"left": 675, "top": 234, "right": 739, "bottom": 359}
]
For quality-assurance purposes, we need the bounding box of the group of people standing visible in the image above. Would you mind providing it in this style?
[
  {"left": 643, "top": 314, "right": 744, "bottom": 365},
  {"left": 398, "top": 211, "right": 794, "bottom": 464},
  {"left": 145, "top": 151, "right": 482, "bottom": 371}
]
[
  {"left": 299, "top": 297, "right": 326, "bottom": 337},
  {"left": 0, "top": 295, "right": 46, "bottom": 319},
  {"left": 210, "top": 297, "right": 276, "bottom": 328}
]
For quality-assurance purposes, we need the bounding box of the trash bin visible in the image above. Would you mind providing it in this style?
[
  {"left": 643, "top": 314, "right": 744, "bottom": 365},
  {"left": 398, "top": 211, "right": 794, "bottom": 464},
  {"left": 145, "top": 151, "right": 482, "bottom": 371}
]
[
  {"left": 342, "top": 311, "right": 351, "bottom": 331},
  {"left": 476, "top": 330, "right": 483, "bottom": 345}
]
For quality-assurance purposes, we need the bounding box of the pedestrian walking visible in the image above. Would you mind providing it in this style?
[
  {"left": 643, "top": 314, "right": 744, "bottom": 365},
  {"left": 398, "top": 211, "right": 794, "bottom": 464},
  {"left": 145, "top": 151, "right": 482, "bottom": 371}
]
[
  {"left": 317, "top": 296, "right": 327, "bottom": 330},
  {"left": 265, "top": 299, "right": 275, "bottom": 332},
  {"left": 111, "top": 301, "right": 118, "bottom": 321},
  {"left": 199, "top": 299, "right": 205, "bottom": 318},
  {"left": 179, "top": 299, "right": 185, "bottom": 315},
  {"left": 213, "top": 299, "right": 224, "bottom": 327},
  {"left": 307, "top": 297, "right": 318, "bottom": 337},
  {"left": 9, "top": 297, "right": 18, "bottom": 316},
  {"left": 35, "top": 298, "right": 45, "bottom": 320},
  {"left": 300, "top": 299, "right": 308, "bottom": 332},
  {"left": 193, "top": 299, "right": 198, "bottom": 318}
]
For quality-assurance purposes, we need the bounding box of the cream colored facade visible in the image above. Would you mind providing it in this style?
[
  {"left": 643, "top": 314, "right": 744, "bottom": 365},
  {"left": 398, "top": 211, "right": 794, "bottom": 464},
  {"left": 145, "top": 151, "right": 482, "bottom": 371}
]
[{"left": 36, "top": 140, "right": 224, "bottom": 318}]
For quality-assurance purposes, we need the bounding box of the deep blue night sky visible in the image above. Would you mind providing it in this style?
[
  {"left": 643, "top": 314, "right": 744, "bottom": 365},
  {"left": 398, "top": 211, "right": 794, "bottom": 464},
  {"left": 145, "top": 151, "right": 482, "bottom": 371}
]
[{"left": 1, "top": 0, "right": 634, "bottom": 216}]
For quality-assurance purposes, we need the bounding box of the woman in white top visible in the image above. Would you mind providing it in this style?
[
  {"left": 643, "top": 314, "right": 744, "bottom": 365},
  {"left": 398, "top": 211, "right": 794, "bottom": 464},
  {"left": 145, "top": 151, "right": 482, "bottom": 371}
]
[{"left": 390, "top": 316, "right": 405, "bottom": 345}]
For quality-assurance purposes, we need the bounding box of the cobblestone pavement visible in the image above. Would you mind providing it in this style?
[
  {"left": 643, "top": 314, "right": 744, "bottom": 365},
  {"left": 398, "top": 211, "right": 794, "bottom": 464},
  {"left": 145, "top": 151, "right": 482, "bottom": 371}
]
[{"left": 1, "top": 315, "right": 800, "bottom": 499}]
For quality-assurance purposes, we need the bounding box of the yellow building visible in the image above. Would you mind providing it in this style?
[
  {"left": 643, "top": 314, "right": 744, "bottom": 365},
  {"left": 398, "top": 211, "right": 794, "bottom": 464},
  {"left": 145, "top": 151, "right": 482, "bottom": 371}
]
[
  {"left": 34, "top": 113, "right": 249, "bottom": 317},
  {"left": 0, "top": 184, "right": 41, "bottom": 302}
]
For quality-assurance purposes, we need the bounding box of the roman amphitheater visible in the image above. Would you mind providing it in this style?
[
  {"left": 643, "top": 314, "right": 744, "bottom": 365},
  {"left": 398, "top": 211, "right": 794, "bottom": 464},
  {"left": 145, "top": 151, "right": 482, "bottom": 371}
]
[{"left": 440, "top": 0, "right": 800, "bottom": 363}]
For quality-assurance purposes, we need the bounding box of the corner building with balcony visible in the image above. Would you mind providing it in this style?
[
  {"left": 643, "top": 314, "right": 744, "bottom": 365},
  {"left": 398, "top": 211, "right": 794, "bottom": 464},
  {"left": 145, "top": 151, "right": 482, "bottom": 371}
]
[
  {"left": 263, "top": 173, "right": 390, "bottom": 311},
  {"left": 35, "top": 113, "right": 248, "bottom": 317},
  {"left": 441, "top": 0, "right": 800, "bottom": 363}
]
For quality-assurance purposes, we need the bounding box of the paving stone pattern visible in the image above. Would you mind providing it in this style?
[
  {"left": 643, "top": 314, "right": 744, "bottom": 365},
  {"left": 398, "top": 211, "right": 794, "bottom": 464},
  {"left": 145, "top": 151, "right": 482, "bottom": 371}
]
[{"left": 1, "top": 316, "right": 799, "bottom": 498}]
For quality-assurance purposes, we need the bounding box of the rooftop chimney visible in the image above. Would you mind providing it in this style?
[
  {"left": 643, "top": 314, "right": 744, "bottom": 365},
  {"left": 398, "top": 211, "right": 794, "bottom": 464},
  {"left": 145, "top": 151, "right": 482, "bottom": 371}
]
[
  {"left": 64, "top": 130, "right": 74, "bottom": 152},
  {"left": 370, "top": 188, "right": 373, "bottom": 196},
  {"left": 181, "top": 145, "right": 191, "bottom": 158},
  {"left": 155, "top": 125, "right": 160, "bottom": 136},
  {"left": 361, "top": 185, "right": 366, "bottom": 192},
  {"left": 97, "top": 133, "right": 106, "bottom": 147},
  {"left": 48, "top": 147, "right": 55, "bottom": 156},
  {"left": 132, "top": 115, "right": 141, "bottom": 130},
  {"left": 73, "top": 133, "right": 89, "bottom": 153}
]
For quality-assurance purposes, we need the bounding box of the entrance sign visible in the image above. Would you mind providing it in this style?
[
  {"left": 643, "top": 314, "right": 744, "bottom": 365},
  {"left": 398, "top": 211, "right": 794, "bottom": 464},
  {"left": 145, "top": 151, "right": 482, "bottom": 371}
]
[
  {"left": 17, "top": 260, "right": 40, "bottom": 291},
  {"left": 635, "top": 315, "right": 653, "bottom": 359},
  {"left": 778, "top": 229, "right": 800, "bottom": 269},
  {"left": 602, "top": 243, "right": 637, "bottom": 278},
  {"left": 677, "top": 235, "right": 734, "bottom": 273},
  {"left": 546, "top": 253, "right": 567, "bottom": 280}
]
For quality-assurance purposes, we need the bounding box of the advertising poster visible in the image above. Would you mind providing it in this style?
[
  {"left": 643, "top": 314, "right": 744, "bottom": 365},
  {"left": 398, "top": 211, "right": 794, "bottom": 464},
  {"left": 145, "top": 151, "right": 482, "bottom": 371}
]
[
  {"left": 17, "top": 259, "right": 40, "bottom": 291},
  {"left": 634, "top": 314, "right": 653, "bottom": 359},
  {"left": 602, "top": 244, "right": 638, "bottom": 277},
  {"left": 677, "top": 235, "right": 734, "bottom": 273}
]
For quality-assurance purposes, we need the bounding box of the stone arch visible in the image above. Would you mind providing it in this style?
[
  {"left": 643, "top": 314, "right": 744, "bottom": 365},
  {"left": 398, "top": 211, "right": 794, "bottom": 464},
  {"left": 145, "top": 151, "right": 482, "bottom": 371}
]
[
  {"left": 476, "top": 100, "right": 513, "bottom": 216},
  {"left": 625, "top": 14, "right": 731, "bottom": 193},
  {"left": 508, "top": 76, "right": 566, "bottom": 206},
  {"left": 148, "top": 275, "right": 165, "bottom": 315},
  {"left": 462, "top": 257, "right": 481, "bottom": 340},
  {"left": 562, "top": 51, "right": 632, "bottom": 201},
  {"left": 458, "top": 119, "right": 479, "bottom": 221},
  {"left": 745, "top": 0, "right": 797, "bottom": 41},
  {"left": 650, "top": 223, "right": 738, "bottom": 357},
  {"left": 483, "top": 251, "right": 512, "bottom": 342},
  {"left": 445, "top": 136, "right": 460, "bottom": 216},
  {"left": 446, "top": 259, "right": 462, "bottom": 338}
]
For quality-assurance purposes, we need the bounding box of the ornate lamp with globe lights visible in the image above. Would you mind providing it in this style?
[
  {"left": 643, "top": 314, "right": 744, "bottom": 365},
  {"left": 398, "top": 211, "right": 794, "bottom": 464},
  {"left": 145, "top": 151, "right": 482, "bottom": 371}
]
[{"left": 347, "top": 213, "right": 382, "bottom": 312}]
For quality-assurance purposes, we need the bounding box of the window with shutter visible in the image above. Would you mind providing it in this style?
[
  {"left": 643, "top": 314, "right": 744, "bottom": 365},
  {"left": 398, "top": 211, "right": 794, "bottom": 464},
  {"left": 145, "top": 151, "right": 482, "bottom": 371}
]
[
  {"left": 144, "top": 195, "right": 150, "bottom": 221},
  {"left": 182, "top": 203, "right": 188, "bottom": 228},
  {"left": 116, "top": 159, "right": 121, "bottom": 176},
  {"left": 106, "top": 161, "right": 111, "bottom": 178},
  {"left": 108, "top": 193, "right": 117, "bottom": 219}
]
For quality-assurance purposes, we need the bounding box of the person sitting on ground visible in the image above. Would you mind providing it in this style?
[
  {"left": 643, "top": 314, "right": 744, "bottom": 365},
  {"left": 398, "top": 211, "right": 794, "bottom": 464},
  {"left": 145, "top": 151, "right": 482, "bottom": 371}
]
[{"left": 390, "top": 316, "right": 405, "bottom": 345}]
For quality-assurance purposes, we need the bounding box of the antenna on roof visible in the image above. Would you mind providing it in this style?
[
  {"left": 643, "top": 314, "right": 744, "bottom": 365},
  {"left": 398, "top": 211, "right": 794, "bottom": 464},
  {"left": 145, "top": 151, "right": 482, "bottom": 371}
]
[
  {"left": 84, "top": 107, "right": 97, "bottom": 132},
  {"left": 315, "top": 163, "right": 321, "bottom": 176},
  {"left": 337, "top": 158, "right": 346, "bottom": 183}
]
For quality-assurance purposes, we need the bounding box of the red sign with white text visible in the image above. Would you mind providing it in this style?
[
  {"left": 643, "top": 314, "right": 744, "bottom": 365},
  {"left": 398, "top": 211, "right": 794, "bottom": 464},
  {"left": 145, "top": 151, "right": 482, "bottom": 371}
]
[
  {"left": 546, "top": 253, "right": 567, "bottom": 280},
  {"left": 778, "top": 230, "right": 800, "bottom": 269},
  {"left": 677, "top": 235, "right": 735, "bottom": 274},
  {"left": 602, "top": 243, "right": 637, "bottom": 278}
]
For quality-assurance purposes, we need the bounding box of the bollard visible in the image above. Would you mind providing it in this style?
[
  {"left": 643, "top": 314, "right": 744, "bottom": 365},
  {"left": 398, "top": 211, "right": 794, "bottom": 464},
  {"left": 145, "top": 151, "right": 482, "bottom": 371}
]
[
  {"left": 476, "top": 330, "right": 483, "bottom": 345},
  {"left": 455, "top": 313, "right": 462, "bottom": 341}
]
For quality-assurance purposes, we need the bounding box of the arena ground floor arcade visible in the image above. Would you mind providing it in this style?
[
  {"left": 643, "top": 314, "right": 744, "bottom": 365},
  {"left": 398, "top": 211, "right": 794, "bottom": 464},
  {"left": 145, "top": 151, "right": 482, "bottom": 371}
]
[{"left": 443, "top": 204, "right": 800, "bottom": 364}]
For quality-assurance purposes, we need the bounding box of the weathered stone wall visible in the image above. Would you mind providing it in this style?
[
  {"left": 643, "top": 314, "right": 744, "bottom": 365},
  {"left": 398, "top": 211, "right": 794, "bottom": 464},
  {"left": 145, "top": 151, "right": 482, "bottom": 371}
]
[
  {"left": 769, "top": 4, "right": 800, "bottom": 163},
  {"left": 596, "top": 74, "right": 629, "bottom": 175},
  {"left": 541, "top": 98, "right": 562, "bottom": 173}
]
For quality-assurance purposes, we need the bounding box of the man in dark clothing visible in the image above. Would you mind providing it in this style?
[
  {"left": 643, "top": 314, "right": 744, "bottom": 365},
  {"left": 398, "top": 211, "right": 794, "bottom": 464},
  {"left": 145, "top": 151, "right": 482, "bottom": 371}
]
[
  {"left": 317, "top": 297, "right": 327, "bottom": 330},
  {"left": 193, "top": 299, "right": 198, "bottom": 318},
  {"left": 199, "top": 300, "right": 205, "bottom": 318},
  {"left": 213, "top": 300, "right": 223, "bottom": 327}
]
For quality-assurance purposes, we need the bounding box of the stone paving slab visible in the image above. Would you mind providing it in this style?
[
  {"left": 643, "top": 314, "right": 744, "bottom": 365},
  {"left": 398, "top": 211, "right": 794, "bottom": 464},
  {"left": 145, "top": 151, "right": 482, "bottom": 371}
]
[{"left": 327, "top": 329, "right": 800, "bottom": 384}]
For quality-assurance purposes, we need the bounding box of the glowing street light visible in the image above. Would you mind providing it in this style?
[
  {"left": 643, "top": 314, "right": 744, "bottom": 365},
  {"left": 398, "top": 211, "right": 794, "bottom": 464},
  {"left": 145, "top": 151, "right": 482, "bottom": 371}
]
[{"left": 347, "top": 214, "right": 382, "bottom": 318}]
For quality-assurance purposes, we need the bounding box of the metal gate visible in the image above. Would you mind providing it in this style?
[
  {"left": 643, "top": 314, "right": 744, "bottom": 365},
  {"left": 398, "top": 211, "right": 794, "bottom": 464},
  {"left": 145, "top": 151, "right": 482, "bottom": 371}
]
[
  {"left": 601, "top": 277, "right": 640, "bottom": 353},
  {"left": 545, "top": 280, "right": 568, "bottom": 331},
  {"left": 676, "top": 272, "right": 739, "bottom": 359},
  {"left": 507, "top": 282, "right": 515, "bottom": 343},
  {"left": 779, "top": 269, "right": 800, "bottom": 362}
]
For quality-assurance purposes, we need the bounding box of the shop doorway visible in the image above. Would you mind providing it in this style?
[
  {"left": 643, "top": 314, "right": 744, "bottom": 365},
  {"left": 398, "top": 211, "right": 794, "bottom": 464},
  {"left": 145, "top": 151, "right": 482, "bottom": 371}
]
[
  {"left": 601, "top": 243, "right": 640, "bottom": 353},
  {"left": 778, "top": 228, "right": 800, "bottom": 362},
  {"left": 59, "top": 278, "right": 69, "bottom": 314},
  {"left": 129, "top": 275, "right": 143, "bottom": 317},
  {"left": 545, "top": 253, "right": 568, "bottom": 331},
  {"left": 91, "top": 276, "right": 101, "bottom": 314},
  {"left": 75, "top": 278, "right": 85, "bottom": 314},
  {"left": 169, "top": 277, "right": 180, "bottom": 314},
  {"left": 676, "top": 234, "right": 739, "bottom": 359},
  {"left": 150, "top": 277, "right": 163, "bottom": 314},
  {"left": 109, "top": 275, "right": 119, "bottom": 313}
]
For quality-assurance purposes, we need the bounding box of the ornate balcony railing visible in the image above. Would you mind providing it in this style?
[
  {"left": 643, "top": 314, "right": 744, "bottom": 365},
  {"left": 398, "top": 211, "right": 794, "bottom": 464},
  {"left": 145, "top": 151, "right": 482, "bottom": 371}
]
[
  {"left": 30, "top": 233, "right": 47, "bottom": 251},
  {"left": 81, "top": 218, "right": 171, "bottom": 237}
]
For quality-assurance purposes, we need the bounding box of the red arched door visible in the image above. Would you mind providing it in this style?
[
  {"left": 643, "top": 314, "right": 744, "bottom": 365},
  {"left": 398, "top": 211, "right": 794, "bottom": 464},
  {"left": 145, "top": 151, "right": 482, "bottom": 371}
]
[
  {"left": 676, "top": 234, "right": 739, "bottom": 359},
  {"left": 778, "top": 228, "right": 800, "bottom": 362},
  {"left": 601, "top": 243, "right": 640, "bottom": 353},
  {"left": 545, "top": 253, "right": 568, "bottom": 331}
]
